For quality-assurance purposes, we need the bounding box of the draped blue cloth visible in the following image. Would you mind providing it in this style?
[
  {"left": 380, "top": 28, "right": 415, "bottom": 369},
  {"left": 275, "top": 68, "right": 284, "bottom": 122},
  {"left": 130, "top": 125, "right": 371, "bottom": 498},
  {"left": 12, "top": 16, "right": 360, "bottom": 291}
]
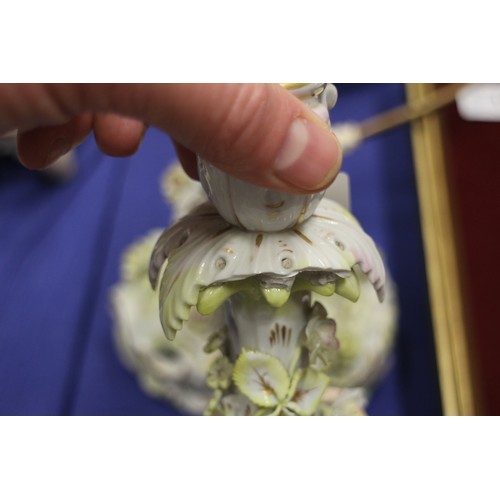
[{"left": 0, "top": 84, "right": 441, "bottom": 415}]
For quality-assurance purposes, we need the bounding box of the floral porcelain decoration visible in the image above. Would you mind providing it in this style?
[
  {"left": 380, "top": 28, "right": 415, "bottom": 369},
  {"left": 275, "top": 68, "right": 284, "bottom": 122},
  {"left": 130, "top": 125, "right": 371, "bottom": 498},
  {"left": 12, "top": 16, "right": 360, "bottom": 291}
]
[{"left": 111, "top": 84, "right": 398, "bottom": 416}]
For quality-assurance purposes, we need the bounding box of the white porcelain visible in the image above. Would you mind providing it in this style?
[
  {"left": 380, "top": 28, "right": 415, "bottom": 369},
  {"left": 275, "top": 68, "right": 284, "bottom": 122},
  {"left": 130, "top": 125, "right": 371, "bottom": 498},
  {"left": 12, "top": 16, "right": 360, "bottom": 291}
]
[
  {"left": 198, "top": 158, "right": 325, "bottom": 232},
  {"left": 111, "top": 162, "right": 397, "bottom": 415},
  {"left": 111, "top": 228, "right": 396, "bottom": 414},
  {"left": 130, "top": 84, "right": 398, "bottom": 416},
  {"left": 197, "top": 83, "right": 338, "bottom": 232},
  {"left": 149, "top": 197, "right": 386, "bottom": 341},
  {"left": 313, "top": 270, "right": 398, "bottom": 388}
]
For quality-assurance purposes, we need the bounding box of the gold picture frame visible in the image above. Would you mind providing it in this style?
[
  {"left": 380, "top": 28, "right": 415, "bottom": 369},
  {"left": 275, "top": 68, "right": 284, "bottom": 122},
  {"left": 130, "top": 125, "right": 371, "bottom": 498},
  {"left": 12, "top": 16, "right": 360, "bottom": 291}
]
[{"left": 406, "top": 83, "right": 475, "bottom": 415}]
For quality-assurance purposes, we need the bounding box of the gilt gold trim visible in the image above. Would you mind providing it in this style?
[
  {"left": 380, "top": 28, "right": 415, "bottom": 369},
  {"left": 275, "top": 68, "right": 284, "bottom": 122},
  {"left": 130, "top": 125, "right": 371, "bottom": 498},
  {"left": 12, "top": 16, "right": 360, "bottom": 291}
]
[
  {"left": 407, "top": 83, "right": 475, "bottom": 415},
  {"left": 293, "top": 229, "right": 313, "bottom": 245},
  {"left": 280, "top": 83, "right": 308, "bottom": 90}
]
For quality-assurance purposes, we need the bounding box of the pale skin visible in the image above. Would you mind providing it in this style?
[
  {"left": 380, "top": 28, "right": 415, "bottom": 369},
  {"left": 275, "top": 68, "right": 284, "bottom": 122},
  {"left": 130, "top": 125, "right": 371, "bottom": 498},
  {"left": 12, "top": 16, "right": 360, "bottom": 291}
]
[{"left": 0, "top": 84, "right": 342, "bottom": 194}]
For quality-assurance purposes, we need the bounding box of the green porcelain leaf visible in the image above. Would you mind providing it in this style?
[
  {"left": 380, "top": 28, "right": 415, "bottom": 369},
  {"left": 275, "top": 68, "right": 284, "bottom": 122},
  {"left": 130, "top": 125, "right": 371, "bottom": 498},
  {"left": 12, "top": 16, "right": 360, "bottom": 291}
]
[
  {"left": 233, "top": 350, "right": 290, "bottom": 408},
  {"left": 204, "top": 327, "right": 227, "bottom": 354},
  {"left": 197, "top": 277, "right": 256, "bottom": 315},
  {"left": 207, "top": 357, "right": 234, "bottom": 390},
  {"left": 286, "top": 369, "right": 330, "bottom": 416},
  {"left": 335, "top": 273, "right": 360, "bottom": 302},
  {"left": 260, "top": 287, "right": 291, "bottom": 308}
]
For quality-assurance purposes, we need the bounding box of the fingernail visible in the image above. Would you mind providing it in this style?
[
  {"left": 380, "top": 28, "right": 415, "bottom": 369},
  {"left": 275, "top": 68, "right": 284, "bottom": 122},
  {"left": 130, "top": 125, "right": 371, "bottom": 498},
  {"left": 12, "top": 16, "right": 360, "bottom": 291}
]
[
  {"left": 273, "top": 118, "right": 341, "bottom": 191},
  {"left": 45, "top": 137, "right": 71, "bottom": 167}
]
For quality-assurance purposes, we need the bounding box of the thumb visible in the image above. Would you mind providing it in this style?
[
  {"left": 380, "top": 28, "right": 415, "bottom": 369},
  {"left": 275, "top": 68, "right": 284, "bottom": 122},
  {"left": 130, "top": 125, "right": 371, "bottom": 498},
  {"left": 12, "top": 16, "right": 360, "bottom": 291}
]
[{"left": 139, "top": 83, "right": 342, "bottom": 193}]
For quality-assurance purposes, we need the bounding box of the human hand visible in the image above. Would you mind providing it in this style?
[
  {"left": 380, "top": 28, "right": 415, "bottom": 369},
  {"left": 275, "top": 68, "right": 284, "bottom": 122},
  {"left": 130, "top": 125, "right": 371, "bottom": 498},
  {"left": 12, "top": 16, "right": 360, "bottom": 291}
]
[{"left": 0, "top": 84, "right": 341, "bottom": 193}]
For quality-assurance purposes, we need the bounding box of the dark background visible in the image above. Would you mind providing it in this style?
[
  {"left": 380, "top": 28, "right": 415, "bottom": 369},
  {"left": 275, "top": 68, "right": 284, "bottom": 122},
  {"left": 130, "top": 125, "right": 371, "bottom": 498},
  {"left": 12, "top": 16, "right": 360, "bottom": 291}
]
[{"left": 440, "top": 100, "right": 500, "bottom": 415}]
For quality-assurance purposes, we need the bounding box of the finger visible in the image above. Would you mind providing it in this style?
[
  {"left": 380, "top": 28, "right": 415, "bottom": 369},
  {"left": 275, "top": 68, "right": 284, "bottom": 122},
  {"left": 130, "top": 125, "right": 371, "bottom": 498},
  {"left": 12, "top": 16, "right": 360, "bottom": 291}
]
[
  {"left": 0, "top": 84, "right": 86, "bottom": 134},
  {"left": 16, "top": 114, "right": 93, "bottom": 169},
  {"left": 93, "top": 114, "right": 146, "bottom": 157},
  {"left": 109, "top": 83, "right": 342, "bottom": 194},
  {"left": 1, "top": 84, "right": 341, "bottom": 193},
  {"left": 173, "top": 141, "right": 198, "bottom": 180}
]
